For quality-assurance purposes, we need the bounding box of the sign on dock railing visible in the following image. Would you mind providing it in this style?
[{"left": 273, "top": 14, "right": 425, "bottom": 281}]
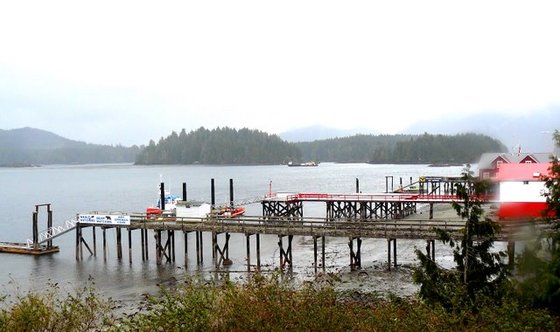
[{"left": 78, "top": 214, "right": 131, "bottom": 225}]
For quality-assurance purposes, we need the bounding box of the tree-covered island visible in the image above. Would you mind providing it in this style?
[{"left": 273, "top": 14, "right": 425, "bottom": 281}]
[{"left": 135, "top": 128, "right": 507, "bottom": 165}]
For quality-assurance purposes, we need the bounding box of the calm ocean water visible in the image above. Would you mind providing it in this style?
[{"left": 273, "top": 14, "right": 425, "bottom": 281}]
[{"left": 0, "top": 163, "right": 466, "bottom": 302}]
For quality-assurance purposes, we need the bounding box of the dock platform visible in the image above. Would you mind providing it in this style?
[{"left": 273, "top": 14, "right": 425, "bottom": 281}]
[{"left": 0, "top": 242, "right": 59, "bottom": 255}]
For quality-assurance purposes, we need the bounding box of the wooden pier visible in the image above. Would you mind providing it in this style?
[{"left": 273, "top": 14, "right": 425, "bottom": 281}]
[
  {"left": 71, "top": 177, "right": 536, "bottom": 273},
  {"left": 4, "top": 177, "right": 543, "bottom": 272},
  {"left": 74, "top": 213, "right": 544, "bottom": 272}
]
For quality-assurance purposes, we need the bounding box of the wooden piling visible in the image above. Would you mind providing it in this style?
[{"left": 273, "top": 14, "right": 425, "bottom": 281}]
[
  {"left": 211, "top": 179, "right": 215, "bottom": 209},
  {"left": 93, "top": 226, "right": 97, "bottom": 256},
  {"left": 387, "top": 238, "right": 391, "bottom": 270},
  {"left": 160, "top": 182, "right": 165, "bottom": 210},
  {"left": 156, "top": 230, "right": 162, "bottom": 265},
  {"left": 349, "top": 237, "right": 362, "bottom": 270},
  {"left": 75, "top": 223, "right": 80, "bottom": 261},
  {"left": 229, "top": 178, "right": 234, "bottom": 208},
  {"left": 103, "top": 227, "right": 107, "bottom": 261},
  {"left": 32, "top": 211, "right": 38, "bottom": 249},
  {"left": 128, "top": 229, "right": 132, "bottom": 264},
  {"left": 246, "top": 233, "right": 251, "bottom": 272},
  {"left": 187, "top": 231, "right": 189, "bottom": 267},
  {"left": 141, "top": 228, "right": 146, "bottom": 261},
  {"left": 116, "top": 228, "right": 123, "bottom": 260},
  {"left": 256, "top": 233, "right": 261, "bottom": 271},
  {"left": 144, "top": 229, "right": 149, "bottom": 260},
  {"left": 47, "top": 206, "right": 53, "bottom": 249}
]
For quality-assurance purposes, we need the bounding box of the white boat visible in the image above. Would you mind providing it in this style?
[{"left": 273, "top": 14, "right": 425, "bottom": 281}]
[{"left": 176, "top": 200, "right": 212, "bottom": 218}]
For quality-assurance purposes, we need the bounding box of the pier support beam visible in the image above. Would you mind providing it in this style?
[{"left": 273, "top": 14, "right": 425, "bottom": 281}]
[
  {"left": 214, "top": 232, "right": 231, "bottom": 267},
  {"left": 426, "top": 240, "right": 436, "bottom": 262},
  {"left": 128, "top": 229, "right": 132, "bottom": 264},
  {"left": 103, "top": 227, "right": 107, "bottom": 261},
  {"left": 92, "top": 226, "right": 97, "bottom": 256},
  {"left": 155, "top": 230, "right": 175, "bottom": 265},
  {"left": 116, "top": 228, "right": 123, "bottom": 260},
  {"left": 278, "top": 235, "right": 294, "bottom": 270},
  {"left": 245, "top": 233, "right": 261, "bottom": 272},
  {"left": 349, "top": 237, "right": 362, "bottom": 270},
  {"left": 387, "top": 238, "right": 397, "bottom": 270},
  {"left": 75, "top": 224, "right": 80, "bottom": 260},
  {"left": 140, "top": 229, "right": 149, "bottom": 261},
  {"left": 313, "top": 236, "right": 326, "bottom": 274},
  {"left": 74, "top": 225, "right": 93, "bottom": 261},
  {"left": 196, "top": 231, "right": 204, "bottom": 265}
]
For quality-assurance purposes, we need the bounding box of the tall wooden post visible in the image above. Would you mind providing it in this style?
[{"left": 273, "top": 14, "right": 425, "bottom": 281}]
[
  {"left": 229, "top": 178, "right": 234, "bottom": 208},
  {"left": 160, "top": 182, "right": 165, "bottom": 210},
  {"left": 128, "top": 229, "right": 132, "bottom": 264},
  {"left": 47, "top": 205, "right": 53, "bottom": 249},
  {"left": 116, "top": 228, "right": 123, "bottom": 260}
]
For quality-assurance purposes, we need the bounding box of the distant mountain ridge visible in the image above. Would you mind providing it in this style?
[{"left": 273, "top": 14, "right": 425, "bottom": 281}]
[
  {"left": 0, "top": 127, "right": 85, "bottom": 150},
  {"left": 280, "top": 126, "right": 378, "bottom": 142},
  {"left": 0, "top": 127, "right": 140, "bottom": 165},
  {"left": 279, "top": 110, "right": 559, "bottom": 153},
  {"left": 402, "top": 109, "right": 560, "bottom": 153}
]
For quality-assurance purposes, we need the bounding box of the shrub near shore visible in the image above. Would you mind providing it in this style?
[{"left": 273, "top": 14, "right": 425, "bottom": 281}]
[{"left": 0, "top": 274, "right": 555, "bottom": 331}]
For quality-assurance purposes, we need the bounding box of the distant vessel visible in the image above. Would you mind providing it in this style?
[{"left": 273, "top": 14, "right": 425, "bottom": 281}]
[{"left": 287, "top": 161, "right": 319, "bottom": 167}]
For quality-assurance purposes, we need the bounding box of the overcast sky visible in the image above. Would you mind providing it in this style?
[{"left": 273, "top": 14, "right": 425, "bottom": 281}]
[{"left": 1, "top": 1, "right": 559, "bottom": 146}]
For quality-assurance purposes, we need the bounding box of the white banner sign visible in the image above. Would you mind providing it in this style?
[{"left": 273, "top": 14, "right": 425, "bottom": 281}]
[{"left": 78, "top": 214, "right": 131, "bottom": 225}]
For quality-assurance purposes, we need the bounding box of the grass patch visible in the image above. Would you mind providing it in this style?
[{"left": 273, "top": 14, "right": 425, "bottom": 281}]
[{"left": 0, "top": 274, "right": 556, "bottom": 331}]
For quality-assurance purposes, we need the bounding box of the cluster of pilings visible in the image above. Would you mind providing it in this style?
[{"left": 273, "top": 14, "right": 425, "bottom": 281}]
[{"left": 75, "top": 225, "right": 270, "bottom": 272}]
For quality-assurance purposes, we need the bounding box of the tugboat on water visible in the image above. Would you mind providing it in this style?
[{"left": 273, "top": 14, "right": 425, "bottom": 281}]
[{"left": 287, "top": 161, "right": 319, "bottom": 167}]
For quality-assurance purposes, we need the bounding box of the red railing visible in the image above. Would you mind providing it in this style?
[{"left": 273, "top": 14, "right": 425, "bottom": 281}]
[{"left": 263, "top": 192, "right": 498, "bottom": 203}]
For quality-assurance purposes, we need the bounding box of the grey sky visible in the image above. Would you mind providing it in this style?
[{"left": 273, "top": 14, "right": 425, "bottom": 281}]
[{"left": 1, "top": 1, "right": 560, "bottom": 146}]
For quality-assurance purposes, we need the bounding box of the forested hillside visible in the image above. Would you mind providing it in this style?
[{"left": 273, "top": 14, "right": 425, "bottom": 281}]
[
  {"left": 0, "top": 128, "right": 140, "bottom": 166},
  {"left": 135, "top": 127, "right": 301, "bottom": 165},
  {"left": 297, "top": 133, "right": 507, "bottom": 164},
  {"left": 2, "top": 127, "right": 505, "bottom": 166}
]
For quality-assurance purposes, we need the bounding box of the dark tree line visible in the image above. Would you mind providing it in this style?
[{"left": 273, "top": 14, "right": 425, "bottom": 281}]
[
  {"left": 297, "top": 133, "right": 507, "bottom": 164},
  {"left": 135, "top": 127, "right": 302, "bottom": 165},
  {"left": 136, "top": 130, "right": 507, "bottom": 165}
]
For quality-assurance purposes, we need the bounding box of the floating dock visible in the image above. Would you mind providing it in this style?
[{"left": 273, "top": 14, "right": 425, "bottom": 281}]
[{"left": 0, "top": 242, "right": 59, "bottom": 255}]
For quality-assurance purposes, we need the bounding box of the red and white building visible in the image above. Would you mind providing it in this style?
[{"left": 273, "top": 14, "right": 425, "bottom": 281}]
[
  {"left": 477, "top": 151, "right": 557, "bottom": 220},
  {"left": 494, "top": 162, "right": 554, "bottom": 220}
]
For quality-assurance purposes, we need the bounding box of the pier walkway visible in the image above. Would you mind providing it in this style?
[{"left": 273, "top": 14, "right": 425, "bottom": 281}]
[{"left": 74, "top": 208, "right": 543, "bottom": 272}]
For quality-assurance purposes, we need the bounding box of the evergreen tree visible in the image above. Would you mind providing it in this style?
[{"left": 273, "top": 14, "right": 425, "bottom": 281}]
[{"left": 413, "top": 165, "right": 509, "bottom": 311}]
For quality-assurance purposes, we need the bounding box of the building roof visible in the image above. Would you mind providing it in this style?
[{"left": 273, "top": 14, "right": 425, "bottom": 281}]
[
  {"left": 478, "top": 152, "right": 554, "bottom": 170},
  {"left": 494, "top": 162, "right": 552, "bottom": 181}
]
